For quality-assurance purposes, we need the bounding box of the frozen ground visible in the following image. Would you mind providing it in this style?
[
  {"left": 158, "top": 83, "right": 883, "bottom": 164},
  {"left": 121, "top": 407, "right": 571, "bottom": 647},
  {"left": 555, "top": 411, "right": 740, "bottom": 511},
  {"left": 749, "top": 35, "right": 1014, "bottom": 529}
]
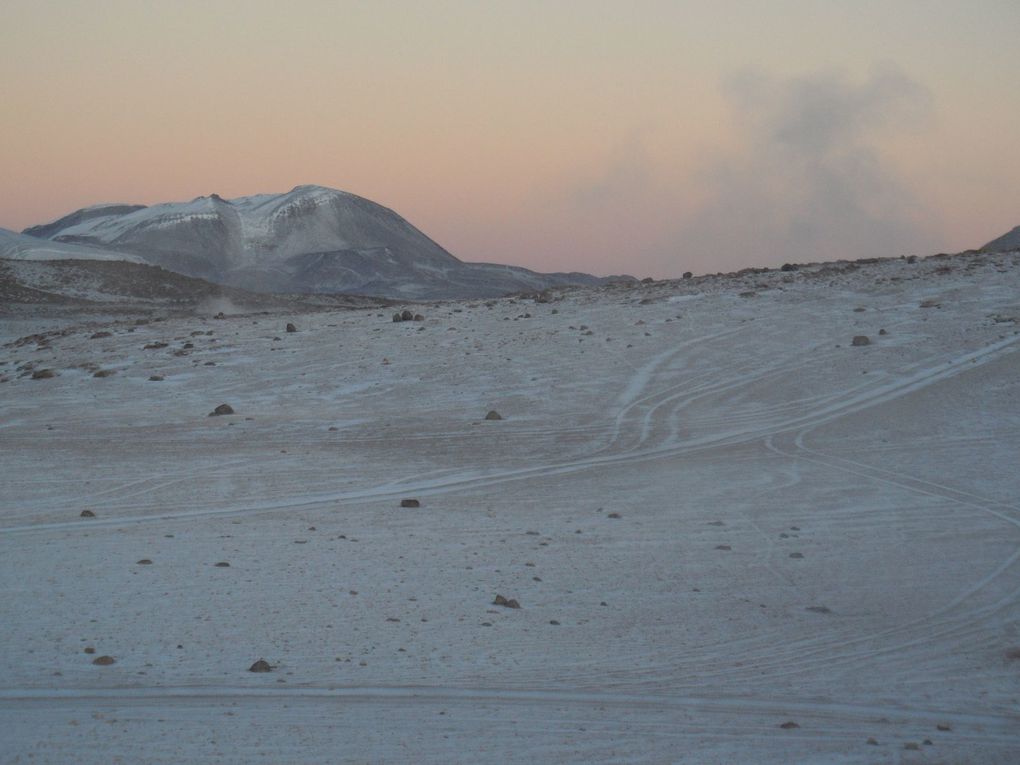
[{"left": 1, "top": 251, "right": 1019, "bottom": 763}]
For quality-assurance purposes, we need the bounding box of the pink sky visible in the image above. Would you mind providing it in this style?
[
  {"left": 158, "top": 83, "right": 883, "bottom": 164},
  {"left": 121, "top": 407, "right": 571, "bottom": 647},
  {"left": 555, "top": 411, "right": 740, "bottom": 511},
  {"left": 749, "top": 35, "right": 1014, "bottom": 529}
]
[{"left": 2, "top": 1, "right": 1019, "bottom": 277}]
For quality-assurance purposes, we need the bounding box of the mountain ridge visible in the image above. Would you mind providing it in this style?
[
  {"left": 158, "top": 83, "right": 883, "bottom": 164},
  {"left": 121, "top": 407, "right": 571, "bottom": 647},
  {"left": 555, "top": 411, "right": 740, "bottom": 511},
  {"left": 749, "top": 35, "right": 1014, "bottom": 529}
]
[{"left": 20, "top": 186, "right": 624, "bottom": 298}]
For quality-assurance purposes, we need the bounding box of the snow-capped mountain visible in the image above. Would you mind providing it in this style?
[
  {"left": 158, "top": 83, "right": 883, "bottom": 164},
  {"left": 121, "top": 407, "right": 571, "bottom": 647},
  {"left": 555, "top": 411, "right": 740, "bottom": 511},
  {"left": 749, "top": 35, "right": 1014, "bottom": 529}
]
[{"left": 20, "top": 186, "right": 615, "bottom": 298}]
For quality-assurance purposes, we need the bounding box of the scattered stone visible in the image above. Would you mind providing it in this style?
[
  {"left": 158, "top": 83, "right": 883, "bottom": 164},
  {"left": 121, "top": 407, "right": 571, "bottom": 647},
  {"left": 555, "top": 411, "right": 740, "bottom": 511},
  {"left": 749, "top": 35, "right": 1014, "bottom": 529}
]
[
  {"left": 413, "top": 314, "right": 425, "bottom": 322},
  {"left": 484, "top": 410, "right": 503, "bottom": 420},
  {"left": 214, "top": 562, "right": 230, "bottom": 567},
  {"left": 400, "top": 309, "right": 414, "bottom": 321},
  {"left": 779, "top": 721, "right": 800, "bottom": 729},
  {"left": 879, "top": 328, "right": 888, "bottom": 335},
  {"left": 853, "top": 306, "right": 866, "bottom": 312},
  {"left": 936, "top": 724, "right": 951, "bottom": 732},
  {"left": 493, "top": 595, "right": 520, "bottom": 608},
  {"left": 715, "top": 544, "right": 731, "bottom": 551},
  {"left": 806, "top": 606, "right": 831, "bottom": 614},
  {"left": 682, "top": 271, "right": 693, "bottom": 279},
  {"left": 549, "top": 620, "right": 560, "bottom": 625},
  {"left": 607, "top": 512, "right": 621, "bottom": 519},
  {"left": 84, "top": 646, "right": 96, "bottom": 654},
  {"left": 148, "top": 375, "right": 164, "bottom": 381},
  {"left": 80, "top": 510, "right": 96, "bottom": 518},
  {"left": 136, "top": 559, "right": 152, "bottom": 565},
  {"left": 93, "top": 369, "right": 116, "bottom": 378},
  {"left": 214, "top": 312, "right": 226, "bottom": 320},
  {"left": 866, "top": 738, "right": 878, "bottom": 745},
  {"left": 851, "top": 335, "right": 871, "bottom": 346},
  {"left": 922, "top": 739, "right": 933, "bottom": 746},
  {"left": 904, "top": 742, "right": 920, "bottom": 750},
  {"left": 90, "top": 331, "right": 112, "bottom": 339},
  {"left": 208, "top": 403, "right": 235, "bottom": 416},
  {"left": 789, "top": 552, "right": 804, "bottom": 559},
  {"left": 400, "top": 498, "right": 421, "bottom": 508},
  {"left": 143, "top": 342, "right": 168, "bottom": 350},
  {"left": 919, "top": 299, "right": 940, "bottom": 308},
  {"left": 92, "top": 655, "right": 116, "bottom": 666},
  {"left": 286, "top": 323, "right": 297, "bottom": 333},
  {"left": 248, "top": 659, "right": 272, "bottom": 673},
  {"left": 392, "top": 313, "right": 403, "bottom": 322},
  {"left": 31, "top": 369, "right": 56, "bottom": 379}
]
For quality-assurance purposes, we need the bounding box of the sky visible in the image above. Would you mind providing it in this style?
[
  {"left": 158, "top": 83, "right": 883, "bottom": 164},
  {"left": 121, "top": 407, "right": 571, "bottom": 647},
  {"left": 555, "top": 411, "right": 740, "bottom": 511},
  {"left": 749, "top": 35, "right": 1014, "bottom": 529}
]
[{"left": 2, "top": 1, "right": 1019, "bottom": 278}]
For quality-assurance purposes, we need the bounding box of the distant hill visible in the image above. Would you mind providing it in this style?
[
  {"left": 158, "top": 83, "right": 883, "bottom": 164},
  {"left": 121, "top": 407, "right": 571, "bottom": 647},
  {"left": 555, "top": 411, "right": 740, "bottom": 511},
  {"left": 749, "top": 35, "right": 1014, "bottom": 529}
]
[
  {"left": 20, "top": 186, "right": 623, "bottom": 298},
  {"left": 981, "top": 224, "right": 1020, "bottom": 253}
]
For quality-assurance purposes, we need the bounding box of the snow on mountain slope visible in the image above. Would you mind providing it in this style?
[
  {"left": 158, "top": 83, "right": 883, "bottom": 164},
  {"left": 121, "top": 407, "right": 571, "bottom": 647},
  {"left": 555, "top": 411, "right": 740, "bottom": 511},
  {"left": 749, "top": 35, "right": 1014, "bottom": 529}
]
[
  {"left": 22, "top": 186, "right": 614, "bottom": 298},
  {"left": 0, "top": 228, "right": 145, "bottom": 264},
  {"left": 982, "top": 224, "right": 1020, "bottom": 252}
]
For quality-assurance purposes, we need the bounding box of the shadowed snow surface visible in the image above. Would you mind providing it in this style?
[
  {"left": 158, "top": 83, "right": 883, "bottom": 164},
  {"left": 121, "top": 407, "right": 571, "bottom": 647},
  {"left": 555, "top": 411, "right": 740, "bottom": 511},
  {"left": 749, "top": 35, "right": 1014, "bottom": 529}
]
[{"left": 1, "top": 250, "right": 1019, "bottom": 763}]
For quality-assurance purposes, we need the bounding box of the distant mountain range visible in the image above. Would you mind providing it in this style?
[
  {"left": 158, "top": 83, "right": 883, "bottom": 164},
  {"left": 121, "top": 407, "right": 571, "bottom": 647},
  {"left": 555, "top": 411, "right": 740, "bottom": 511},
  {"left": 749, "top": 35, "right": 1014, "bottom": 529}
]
[{"left": 8, "top": 185, "right": 624, "bottom": 299}]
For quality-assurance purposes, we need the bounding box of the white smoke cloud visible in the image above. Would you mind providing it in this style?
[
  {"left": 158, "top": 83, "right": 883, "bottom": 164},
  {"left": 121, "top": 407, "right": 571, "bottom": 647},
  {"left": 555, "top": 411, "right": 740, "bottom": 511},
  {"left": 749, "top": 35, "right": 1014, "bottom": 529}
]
[{"left": 673, "top": 64, "right": 939, "bottom": 272}]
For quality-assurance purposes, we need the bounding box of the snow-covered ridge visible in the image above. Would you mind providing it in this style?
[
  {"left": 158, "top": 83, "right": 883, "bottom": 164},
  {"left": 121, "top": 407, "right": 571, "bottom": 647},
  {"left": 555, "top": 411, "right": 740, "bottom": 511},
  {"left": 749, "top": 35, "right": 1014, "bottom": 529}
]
[
  {"left": 0, "top": 228, "right": 145, "bottom": 264},
  {"left": 20, "top": 185, "right": 612, "bottom": 298}
]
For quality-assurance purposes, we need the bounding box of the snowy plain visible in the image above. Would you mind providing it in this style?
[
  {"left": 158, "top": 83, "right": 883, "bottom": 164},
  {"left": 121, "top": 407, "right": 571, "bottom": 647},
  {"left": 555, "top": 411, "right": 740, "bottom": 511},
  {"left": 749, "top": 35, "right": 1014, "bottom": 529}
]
[{"left": 1, "top": 251, "right": 1019, "bottom": 763}]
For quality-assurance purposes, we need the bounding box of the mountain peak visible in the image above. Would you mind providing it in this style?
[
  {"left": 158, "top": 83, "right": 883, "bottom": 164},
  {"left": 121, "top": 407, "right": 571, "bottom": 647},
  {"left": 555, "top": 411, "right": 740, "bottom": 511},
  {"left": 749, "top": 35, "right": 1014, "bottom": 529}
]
[{"left": 17, "top": 188, "right": 610, "bottom": 298}]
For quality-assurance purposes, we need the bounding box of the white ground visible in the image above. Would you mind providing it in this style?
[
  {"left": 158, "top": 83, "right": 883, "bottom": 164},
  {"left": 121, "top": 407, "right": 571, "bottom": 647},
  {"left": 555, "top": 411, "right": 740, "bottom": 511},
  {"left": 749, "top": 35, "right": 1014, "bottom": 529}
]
[{"left": 2, "top": 252, "right": 1019, "bottom": 763}]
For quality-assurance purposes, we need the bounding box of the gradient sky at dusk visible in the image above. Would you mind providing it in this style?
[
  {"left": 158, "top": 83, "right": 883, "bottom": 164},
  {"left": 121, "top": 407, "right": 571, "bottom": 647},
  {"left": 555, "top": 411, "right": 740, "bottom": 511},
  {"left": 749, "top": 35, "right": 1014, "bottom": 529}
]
[{"left": 3, "top": 1, "right": 1019, "bottom": 277}]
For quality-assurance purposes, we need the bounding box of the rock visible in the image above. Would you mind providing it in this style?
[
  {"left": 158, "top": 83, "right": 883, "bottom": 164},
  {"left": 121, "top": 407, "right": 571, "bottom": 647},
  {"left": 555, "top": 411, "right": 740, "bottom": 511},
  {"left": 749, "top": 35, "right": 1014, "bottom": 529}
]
[
  {"left": 904, "top": 742, "right": 920, "bottom": 750},
  {"left": 780, "top": 263, "right": 798, "bottom": 272},
  {"left": 93, "top": 369, "right": 116, "bottom": 378},
  {"left": 208, "top": 403, "right": 235, "bottom": 416},
  {"left": 920, "top": 299, "right": 940, "bottom": 308},
  {"left": 866, "top": 737, "right": 878, "bottom": 745},
  {"left": 879, "top": 328, "right": 888, "bottom": 335},
  {"left": 484, "top": 410, "right": 503, "bottom": 420},
  {"left": 392, "top": 312, "right": 403, "bottom": 322},
  {"left": 143, "top": 342, "right": 168, "bottom": 350},
  {"left": 400, "top": 498, "right": 421, "bottom": 508},
  {"left": 779, "top": 721, "right": 799, "bottom": 729},
  {"left": 549, "top": 620, "right": 560, "bottom": 625},
  {"left": 31, "top": 369, "right": 56, "bottom": 379},
  {"left": 682, "top": 271, "right": 693, "bottom": 279},
  {"left": 214, "top": 562, "right": 230, "bottom": 567},
  {"left": 936, "top": 724, "right": 951, "bottom": 732},
  {"left": 248, "top": 659, "right": 272, "bottom": 673},
  {"left": 92, "top": 655, "right": 116, "bottom": 666},
  {"left": 136, "top": 559, "right": 152, "bottom": 565},
  {"left": 286, "top": 323, "right": 297, "bottom": 333},
  {"left": 493, "top": 595, "right": 519, "bottom": 608},
  {"left": 789, "top": 552, "right": 804, "bottom": 559},
  {"left": 607, "top": 512, "right": 621, "bottom": 519},
  {"left": 715, "top": 544, "right": 731, "bottom": 551},
  {"left": 90, "top": 331, "right": 112, "bottom": 339},
  {"left": 84, "top": 646, "right": 96, "bottom": 654},
  {"left": 149, "top": 375, "right": 164, "bottom": 381},
  {"left": 806, "top": 605, "right": 831, "bottom": 614},
  {"left": 214, "top": 312, "right": 226, "bottom": 320},
  {"left": 80, "top": 510, "right": 96, "bottom": 518},
  {"left": 413, "top": 314, "right": 425, "bottom": 322},
  {"left": 400, "top": 309, "right": 414, "bottom": 321},
  {"left": 851, "top": 335, "right": 870, "bottom": 346}
]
